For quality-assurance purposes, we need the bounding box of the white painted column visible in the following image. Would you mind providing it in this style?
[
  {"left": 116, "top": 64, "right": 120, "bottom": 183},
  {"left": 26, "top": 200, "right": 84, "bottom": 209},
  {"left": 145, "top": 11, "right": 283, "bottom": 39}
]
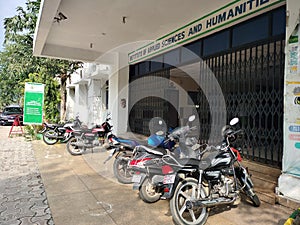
[
  {"left": 74, "top": 82, "right": 89, "bottom": 126},
  {"left": 87, "top": 79, "right": 102, "bottom": 127},
  {"left": 108, "top": 53, "right": 129, "bottom": 135},
  {"left": 278, "top": 0, "right": 300, "bottom": 202}
]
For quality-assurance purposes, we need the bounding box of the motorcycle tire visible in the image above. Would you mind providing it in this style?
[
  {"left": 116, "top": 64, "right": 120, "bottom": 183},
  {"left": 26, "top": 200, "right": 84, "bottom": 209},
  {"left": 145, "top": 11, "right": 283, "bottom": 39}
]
[
  {"left": 248, "top": 192, "right": 261, "bottom": 207},
  {"left": 66, "top": 137, "right": 84, "bottom": 155},
  {"left": 113, "top": 156, "right": 133, "bottom": 184},
  {"left": 170, "top": 178, "right": 208, "bottom": 225},
  {"left": 43, "top": 130, "right": 59, "bottom": 145},
  {"left": 139, "top": 178, "right": 161, "bottom": 203}
]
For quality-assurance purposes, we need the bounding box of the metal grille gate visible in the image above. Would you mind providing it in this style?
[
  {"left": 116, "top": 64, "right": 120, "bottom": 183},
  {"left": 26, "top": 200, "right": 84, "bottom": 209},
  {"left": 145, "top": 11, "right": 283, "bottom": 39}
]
[
  {"left": 129, "top": 36, "right": 285, "bottom": 167},
  {"left": 199, "top": 37, "right": 285, "bottom": 167},
  {"left": 129, "top": 69, "right": 172, "bottom": 135}
]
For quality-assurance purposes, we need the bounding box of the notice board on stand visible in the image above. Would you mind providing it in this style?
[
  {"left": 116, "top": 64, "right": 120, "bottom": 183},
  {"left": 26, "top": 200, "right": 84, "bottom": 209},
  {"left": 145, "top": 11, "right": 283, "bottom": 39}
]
[{"left": 23, "top": 82, "right": 45, "bottom": 125}]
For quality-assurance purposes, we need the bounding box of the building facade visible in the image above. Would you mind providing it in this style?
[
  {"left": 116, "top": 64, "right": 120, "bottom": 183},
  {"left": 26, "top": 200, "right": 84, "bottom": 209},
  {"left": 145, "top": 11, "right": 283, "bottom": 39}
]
[{"left": 34, "top": 0, "right": 300, "bottom": 202}]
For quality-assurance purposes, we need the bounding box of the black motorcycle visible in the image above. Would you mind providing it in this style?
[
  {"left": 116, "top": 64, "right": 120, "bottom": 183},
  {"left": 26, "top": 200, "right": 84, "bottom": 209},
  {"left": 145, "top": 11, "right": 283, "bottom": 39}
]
[
  {"left": 66, "top": 115, "right": 112, "bottom": 155},
  {"left": 168, "top": 117, "right": 260, "bottom": 225},
  {"left": 104, "top": 133, "right": 141, "bottom": 184},
  {"left": 41, "top": 116, "right": 82, "bottom": 145}
]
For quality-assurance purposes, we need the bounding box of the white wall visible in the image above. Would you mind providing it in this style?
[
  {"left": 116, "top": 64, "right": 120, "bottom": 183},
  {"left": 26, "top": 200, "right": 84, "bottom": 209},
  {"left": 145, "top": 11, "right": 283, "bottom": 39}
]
[{"left": 74, "top": 83, "right": 89, "bottom": 126}]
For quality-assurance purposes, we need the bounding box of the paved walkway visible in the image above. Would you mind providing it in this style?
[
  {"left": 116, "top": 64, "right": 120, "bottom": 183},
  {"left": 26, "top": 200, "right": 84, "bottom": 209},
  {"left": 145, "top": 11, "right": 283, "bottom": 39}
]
[
  {"left": 0, "top": 126, "right": 54, "bottom": 225},
  {"left": 0, "top": 125, "right": 296, "bottom": 225}
]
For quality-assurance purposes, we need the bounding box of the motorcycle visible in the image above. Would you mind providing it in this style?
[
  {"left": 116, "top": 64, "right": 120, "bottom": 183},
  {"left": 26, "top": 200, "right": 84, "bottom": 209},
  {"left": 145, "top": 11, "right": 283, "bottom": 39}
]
[
  {"left": 168, "top": 117, "right": 261, "bottom": 225},
  {"left": 104, "top": 117, "right": 176, "bottom": 184},
  {"left": 66, "top": 115, "right": 113, "bottom": 155},
  {"left": 131, "top": 115, "right": 201, "bottom": 203},
  {"left": 41, "top": 116, "right": 82, "bottom": 145},
  {"left": 104, "top": 134, "right": 141, "bottom": 184}
]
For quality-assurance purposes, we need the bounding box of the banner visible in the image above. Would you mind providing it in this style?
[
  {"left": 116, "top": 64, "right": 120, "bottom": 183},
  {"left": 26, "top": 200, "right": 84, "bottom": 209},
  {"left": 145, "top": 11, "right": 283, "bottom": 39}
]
[
  {"left": 128, "top": 0, "right": 285, "bottom": 64},
  {"left": 23, "top": 82, "right": 45, "bottom": 125},
  {"left": 283, "top": 25, "right": 300, "bottom": 177}
]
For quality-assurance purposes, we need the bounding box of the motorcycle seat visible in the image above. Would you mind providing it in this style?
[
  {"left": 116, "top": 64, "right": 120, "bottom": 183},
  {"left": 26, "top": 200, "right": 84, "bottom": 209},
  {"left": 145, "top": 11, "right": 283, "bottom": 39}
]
[{"left": 45, "top": 123, "right": 61, "bottom": 129}]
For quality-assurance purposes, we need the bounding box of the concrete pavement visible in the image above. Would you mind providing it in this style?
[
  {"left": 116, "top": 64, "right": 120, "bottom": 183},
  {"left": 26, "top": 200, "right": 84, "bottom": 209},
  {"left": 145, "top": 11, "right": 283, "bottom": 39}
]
[
  {"left": 0, "top": 126, "right": 54, "bottom": 225},
  {"left": 0, "top": 125, "right": 296, "bottom": 225}
]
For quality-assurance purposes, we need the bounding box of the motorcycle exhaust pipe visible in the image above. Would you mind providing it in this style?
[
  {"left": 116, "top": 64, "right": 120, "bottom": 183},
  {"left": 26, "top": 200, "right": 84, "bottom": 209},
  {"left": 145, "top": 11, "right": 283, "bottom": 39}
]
[{"left": 186, "top": 197, "right": 236, "bottom": 209}]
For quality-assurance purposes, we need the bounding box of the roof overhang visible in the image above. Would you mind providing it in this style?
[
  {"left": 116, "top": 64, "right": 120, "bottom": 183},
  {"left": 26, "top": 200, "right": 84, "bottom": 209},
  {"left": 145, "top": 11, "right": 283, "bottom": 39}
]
[{"left": 33, "top": 0, "right": 233, "bottom": 63}]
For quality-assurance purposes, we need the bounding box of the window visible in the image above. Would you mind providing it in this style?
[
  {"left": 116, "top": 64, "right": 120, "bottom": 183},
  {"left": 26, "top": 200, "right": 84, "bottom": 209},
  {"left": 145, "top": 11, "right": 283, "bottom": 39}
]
[
  {"left": 150, "top": 55, "right": 163, "bottom": 72},
  {"left": 138, "top": 61, "right": 150, "bottom": 75},
  {"left": 232, "top": 15, "right": 269, "bottom": 47},
  {"left": 181, "top": 41, "right": 201, "bottom": 63},
  {"left": 272, "top": 7, "right": 285, "bottom": 36},
  {"left": 164, "top": 48, "right": 180, "bottom": 68},
  {"left": 203, "top": 30, "right": 230, "bottom": 56}
]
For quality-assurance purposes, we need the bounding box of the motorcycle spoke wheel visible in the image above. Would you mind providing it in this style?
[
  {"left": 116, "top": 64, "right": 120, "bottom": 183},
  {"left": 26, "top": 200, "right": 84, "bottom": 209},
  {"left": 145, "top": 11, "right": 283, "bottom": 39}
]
[
  {"left": 66, "top": 137, "right": 84, "bottom": 155},
  {"left": 113, "top": 157, "right": 133, "bottom": 184},
  {"left": 139, "top": 178, "right": 161, "bottom": 203},
  {"left": 170, "top": 178, "right": 208, "bottom": 225},
  {"left": 43, "top": 130, "right": 58, "bottom": 145}
]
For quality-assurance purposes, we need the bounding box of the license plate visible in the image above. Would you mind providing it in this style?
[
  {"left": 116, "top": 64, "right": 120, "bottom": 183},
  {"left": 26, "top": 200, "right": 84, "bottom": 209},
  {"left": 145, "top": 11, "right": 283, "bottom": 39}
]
[
  {"left": 132, "top": 174, "right": 141, "bottom": 183},
  {"left": 163, "top": 174, "right": 176, "bottom": 184}
]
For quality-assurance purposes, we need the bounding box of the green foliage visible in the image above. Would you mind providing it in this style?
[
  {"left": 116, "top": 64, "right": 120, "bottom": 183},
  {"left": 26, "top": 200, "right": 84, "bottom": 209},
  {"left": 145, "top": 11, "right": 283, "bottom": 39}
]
[
  {"left": 0, "top": 0, "right": 82, "bottom": 122},
  {"left": 24, "top": 124, "right": 43, "bottom": 140}
]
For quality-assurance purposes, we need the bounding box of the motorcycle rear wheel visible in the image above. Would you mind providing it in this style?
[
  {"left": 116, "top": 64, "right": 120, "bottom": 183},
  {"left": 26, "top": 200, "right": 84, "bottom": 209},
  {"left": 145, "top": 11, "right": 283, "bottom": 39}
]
[
  {"left": 139, "top": 178, "right": 161, "bottom": 203},
  {"left": 170, "top": 178, "right": 208, "bottom": 225},
  {"left": 113, "top": 156, "right": 133, "bottom": 184},
  {"left": 66, "top": 137, "right": 84, "bottom": 155},
  {"left": 43, "top": 130, "right": 59, "bottom": 145}
]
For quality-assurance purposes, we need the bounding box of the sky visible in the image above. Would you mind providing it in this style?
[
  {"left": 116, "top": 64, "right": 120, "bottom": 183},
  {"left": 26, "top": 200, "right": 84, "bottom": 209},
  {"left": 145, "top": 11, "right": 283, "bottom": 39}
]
[{"left": 0, "top": 0, "right": 27, "bottom": 50}]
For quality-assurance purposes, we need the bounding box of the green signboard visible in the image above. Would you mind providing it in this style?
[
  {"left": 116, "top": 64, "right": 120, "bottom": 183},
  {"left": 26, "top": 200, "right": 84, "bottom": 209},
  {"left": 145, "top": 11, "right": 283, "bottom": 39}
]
[{"left": 23, "top": 82, "right": 45, "bottom": 125}]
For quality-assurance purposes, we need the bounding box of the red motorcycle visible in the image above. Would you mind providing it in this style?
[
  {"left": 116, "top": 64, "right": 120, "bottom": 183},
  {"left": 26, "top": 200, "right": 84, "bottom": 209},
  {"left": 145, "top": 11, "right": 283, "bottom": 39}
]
[{"left": 66, "top": 115, "right": 112, "bottom": 155}]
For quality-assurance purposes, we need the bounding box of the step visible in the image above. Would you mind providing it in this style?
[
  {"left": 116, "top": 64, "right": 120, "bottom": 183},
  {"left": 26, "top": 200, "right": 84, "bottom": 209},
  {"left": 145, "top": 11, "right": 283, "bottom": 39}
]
[
  {"left": 276, "top": 195, "right": 300, "bottom": 210},
  {"left": 255, "top": 187, "right": 276, "bottom": 204},
  {"left": 241, "top": 160, "right": 281, "bottom": 205}
]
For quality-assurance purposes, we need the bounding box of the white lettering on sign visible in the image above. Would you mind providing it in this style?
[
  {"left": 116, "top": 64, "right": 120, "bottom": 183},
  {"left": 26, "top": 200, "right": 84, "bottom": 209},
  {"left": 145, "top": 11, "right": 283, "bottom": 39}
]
[{"left": 128, "top": 0, "right": 284, "bottom": 64}]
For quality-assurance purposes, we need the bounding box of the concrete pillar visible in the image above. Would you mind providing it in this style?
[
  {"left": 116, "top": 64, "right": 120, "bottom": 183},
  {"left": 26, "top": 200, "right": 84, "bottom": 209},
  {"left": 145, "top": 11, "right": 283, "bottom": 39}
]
[
  {"left": 278, "top": 0, "right": 300, "bottom": 202},
  {"left": 74, "top": 82, "right": 89, "bottom": 126},
  {"left": 108, "top": 53, "right": 129, "bottom": 135},
  {"left": 66, "top": 86, "right": 75, "bottom": 120},
  {"left": 87, "top": 79, "right": 102, "bottom": 127}
]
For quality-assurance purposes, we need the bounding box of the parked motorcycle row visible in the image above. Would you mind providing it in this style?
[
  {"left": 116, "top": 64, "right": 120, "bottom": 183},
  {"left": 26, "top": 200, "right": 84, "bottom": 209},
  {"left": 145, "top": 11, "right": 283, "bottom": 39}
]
[{"left": 40, "top": 114, "right": 261, "bottom": 225}]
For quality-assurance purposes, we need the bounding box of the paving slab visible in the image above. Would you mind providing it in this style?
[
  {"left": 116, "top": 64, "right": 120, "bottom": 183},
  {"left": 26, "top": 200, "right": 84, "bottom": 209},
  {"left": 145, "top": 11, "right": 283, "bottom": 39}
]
[
  {"left": 0, "top": 126, "right": 54, "bottom": 225},
  {"left": 0, "top": 125, "right": 295, "bottom": 225}
]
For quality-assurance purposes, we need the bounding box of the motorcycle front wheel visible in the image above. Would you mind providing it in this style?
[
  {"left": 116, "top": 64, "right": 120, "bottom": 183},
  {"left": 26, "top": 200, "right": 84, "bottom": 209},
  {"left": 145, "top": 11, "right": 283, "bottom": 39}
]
[
  {"left": 139, "top": 178, "right": 161, "bottom": 203},
  {"left": 43, "top": 130, "right": 59, "bottom": 145},
  {"left": 245, "top": 189, "right": 261, "bottom": 207},
  {"left": 66, "top": 137, "right": 84, "bottom": 155},
  {"left": 170, "top": 178, "right": 208, "bottom": 225},
  {"left": 113, "top": 155, "right": 133, "bottom": 184}
]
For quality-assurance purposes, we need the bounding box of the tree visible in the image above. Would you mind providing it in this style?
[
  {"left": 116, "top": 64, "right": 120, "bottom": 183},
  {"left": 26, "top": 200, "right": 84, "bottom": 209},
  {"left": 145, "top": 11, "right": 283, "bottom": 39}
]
[{"left": 0, "top": 0, "right": 82, "bottom": 122}]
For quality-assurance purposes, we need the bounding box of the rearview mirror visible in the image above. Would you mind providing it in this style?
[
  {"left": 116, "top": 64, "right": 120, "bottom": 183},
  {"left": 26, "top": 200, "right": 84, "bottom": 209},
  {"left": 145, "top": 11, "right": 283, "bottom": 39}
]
[
  {"left": 156, "top": 130, "right": 164, "bottom": 136},
  {"left": 188, "top": 115, "right": 196, "bottom": 122},
  {"left": 229, "top": 117, "right": 239, "bottom": 126}
]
